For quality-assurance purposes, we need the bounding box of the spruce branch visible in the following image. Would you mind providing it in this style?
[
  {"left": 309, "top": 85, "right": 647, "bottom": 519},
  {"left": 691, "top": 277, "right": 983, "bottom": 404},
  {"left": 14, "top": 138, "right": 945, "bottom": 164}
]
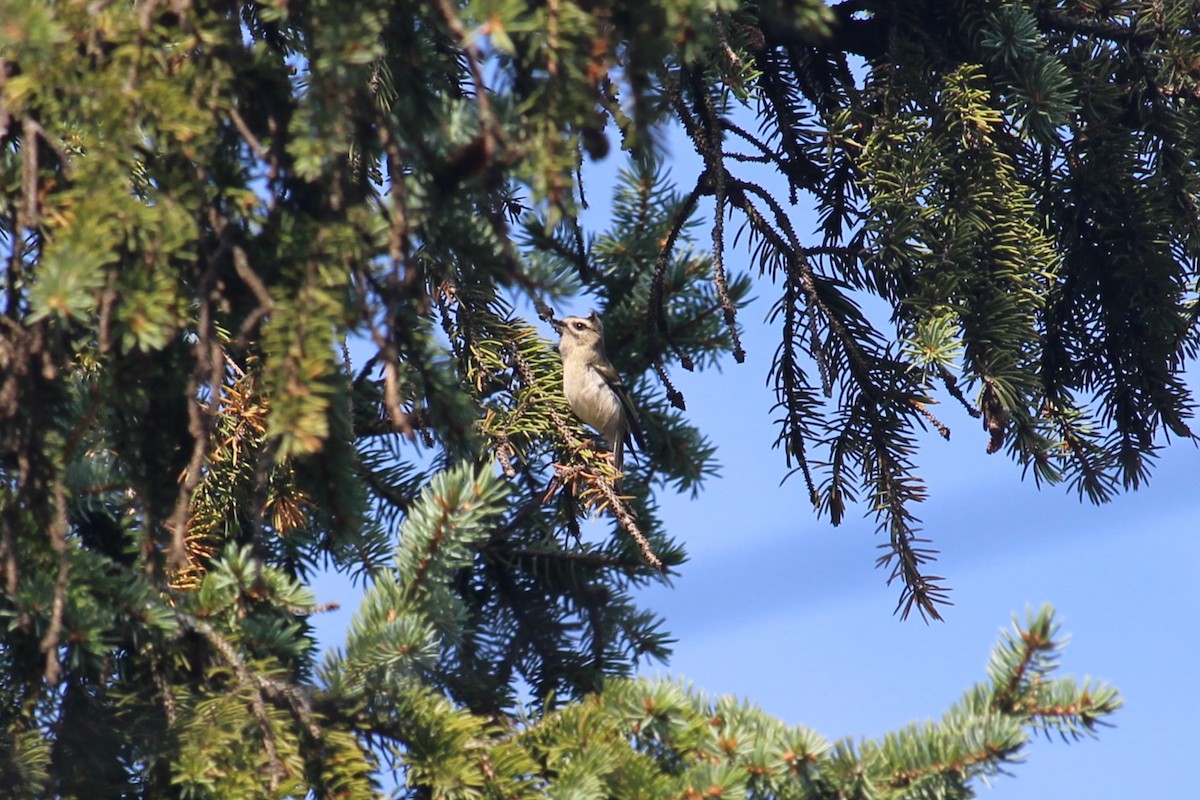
[
  {"left": 753, "top": 49, "right": 823, "bottom": 200},
  {"left": 937, "top": 364, "right": 980, "bottom": 419},
  {"left": 729, "top": 174, "right": 909, "bottom": 412},
  {"left": 2, "top": 1, "right": 1180, "bottom": 791},
  {"left": 588, "top": 473, "right": 663, "bottom": 572}
]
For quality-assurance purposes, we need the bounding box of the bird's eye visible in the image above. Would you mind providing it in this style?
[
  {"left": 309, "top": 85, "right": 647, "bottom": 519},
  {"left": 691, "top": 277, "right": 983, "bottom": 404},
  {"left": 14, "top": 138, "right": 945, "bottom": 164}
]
[{"left": 572, "top": 321, "right": 586, "bottom": 331}]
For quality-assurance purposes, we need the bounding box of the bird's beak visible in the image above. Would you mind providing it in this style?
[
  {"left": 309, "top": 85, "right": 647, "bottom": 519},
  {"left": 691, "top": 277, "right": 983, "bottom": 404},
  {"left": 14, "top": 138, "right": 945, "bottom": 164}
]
[{"left": 550, "top": 318, "right": 565, "bottom": 334}]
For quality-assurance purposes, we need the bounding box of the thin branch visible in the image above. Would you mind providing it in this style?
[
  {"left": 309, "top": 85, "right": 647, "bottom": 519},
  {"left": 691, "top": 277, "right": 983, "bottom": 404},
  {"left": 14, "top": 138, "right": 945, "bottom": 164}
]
[
  {"left": 21, "top": 117, "right": 40, "bottom": 228},
  {"left": 167, "top": 238, "right": 225, "bottom": 571},
  {"left": 377, "top": 119, "right": 410, "bottom": 271},
  {"left": 590, "top": 474, "right": 663, "bottom": 572},
  {"left": 723, "top": 118, "right": 787, "bottom": 168},
  {"left": 227, "top": 106, "right": 270, "bottom": 160},
  {"left": 167, "top": 382, "right": 207, "bottom": 569},
  {"left": 911, "top": 399, "right": 950, "bottom": 440},
  {"left": 231, "top": 245, "right": 275, "bottom": 341},
  {"left": 39, "top": 478, "right": 70, "bottom": 684}
]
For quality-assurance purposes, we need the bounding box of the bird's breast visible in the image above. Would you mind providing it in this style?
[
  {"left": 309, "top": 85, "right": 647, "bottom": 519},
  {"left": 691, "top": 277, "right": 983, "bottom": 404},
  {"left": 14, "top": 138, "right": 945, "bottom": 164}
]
[{"left": 562, "top": 364, "right": 622, "bottom": 438}]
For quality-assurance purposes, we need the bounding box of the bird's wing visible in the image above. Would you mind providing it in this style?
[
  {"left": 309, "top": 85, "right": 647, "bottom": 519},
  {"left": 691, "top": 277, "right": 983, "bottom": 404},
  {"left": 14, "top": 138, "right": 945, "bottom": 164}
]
[{"left": 594, "top": 361, "right": 647, "bottom": 451}]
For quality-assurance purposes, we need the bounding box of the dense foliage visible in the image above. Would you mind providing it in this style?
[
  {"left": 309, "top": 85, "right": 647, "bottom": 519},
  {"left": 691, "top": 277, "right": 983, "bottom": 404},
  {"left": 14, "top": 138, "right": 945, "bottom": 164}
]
[{"left": 3, "top": 0, "right": 1193, "bottom": 796}]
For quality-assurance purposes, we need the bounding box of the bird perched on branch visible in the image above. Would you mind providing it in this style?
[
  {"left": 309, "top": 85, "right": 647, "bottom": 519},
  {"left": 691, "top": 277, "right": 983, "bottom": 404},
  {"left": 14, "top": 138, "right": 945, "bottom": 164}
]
[{"left": 553, "top": 311, "right": 647, "bottom": 479}]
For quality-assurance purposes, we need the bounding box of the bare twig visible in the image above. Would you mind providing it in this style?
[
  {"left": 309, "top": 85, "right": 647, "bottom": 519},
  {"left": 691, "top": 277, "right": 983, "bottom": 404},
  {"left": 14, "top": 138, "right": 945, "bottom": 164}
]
[
  {"left": 227, "top": 106, "right": 269, "bottom": 160},
  {"left": 911, "top": 399, "right": 951, "bottom": 440},
  {"left": 231, "top": 245, "right": 275, "bottom": 340},
  {"left": 39, "top": 478, "right": 70, "bottom": 684},
  {"left": 21, "top": 117, "right": 40, "bottom": 228},
  {"left": 591, "top": 475, "right": 663, "bottom": 571}
]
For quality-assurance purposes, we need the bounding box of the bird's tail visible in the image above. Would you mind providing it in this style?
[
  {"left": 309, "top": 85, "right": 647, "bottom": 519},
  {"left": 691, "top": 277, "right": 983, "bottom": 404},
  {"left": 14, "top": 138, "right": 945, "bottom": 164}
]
[{"left": 612, "top": 437, "right": 625, "bottom": 493}]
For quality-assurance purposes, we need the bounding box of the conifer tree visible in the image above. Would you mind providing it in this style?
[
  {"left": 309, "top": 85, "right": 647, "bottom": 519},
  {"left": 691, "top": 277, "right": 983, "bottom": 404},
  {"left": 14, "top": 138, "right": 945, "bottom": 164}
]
[{"left": 1, "top": 1, "right": 1192, "bottom": 796}]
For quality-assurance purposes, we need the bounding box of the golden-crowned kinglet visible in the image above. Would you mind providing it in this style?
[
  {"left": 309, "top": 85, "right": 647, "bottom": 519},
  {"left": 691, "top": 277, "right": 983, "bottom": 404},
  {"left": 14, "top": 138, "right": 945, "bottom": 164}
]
[{"left": 553, "top": 311, "right": 646, "bottom": 477}]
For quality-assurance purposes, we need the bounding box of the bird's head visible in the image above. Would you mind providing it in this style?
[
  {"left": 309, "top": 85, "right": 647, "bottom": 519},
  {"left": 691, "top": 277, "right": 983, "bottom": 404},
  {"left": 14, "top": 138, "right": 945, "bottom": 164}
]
[{"left": 555, "top": 311, "right": 606, "bottom": 356}]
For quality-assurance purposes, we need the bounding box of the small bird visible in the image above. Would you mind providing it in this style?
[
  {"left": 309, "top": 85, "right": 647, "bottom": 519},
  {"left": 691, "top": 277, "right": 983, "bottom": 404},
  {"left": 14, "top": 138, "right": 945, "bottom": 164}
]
[{"left": 553, "top": 311, "right": 647, "bottom": 477}]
